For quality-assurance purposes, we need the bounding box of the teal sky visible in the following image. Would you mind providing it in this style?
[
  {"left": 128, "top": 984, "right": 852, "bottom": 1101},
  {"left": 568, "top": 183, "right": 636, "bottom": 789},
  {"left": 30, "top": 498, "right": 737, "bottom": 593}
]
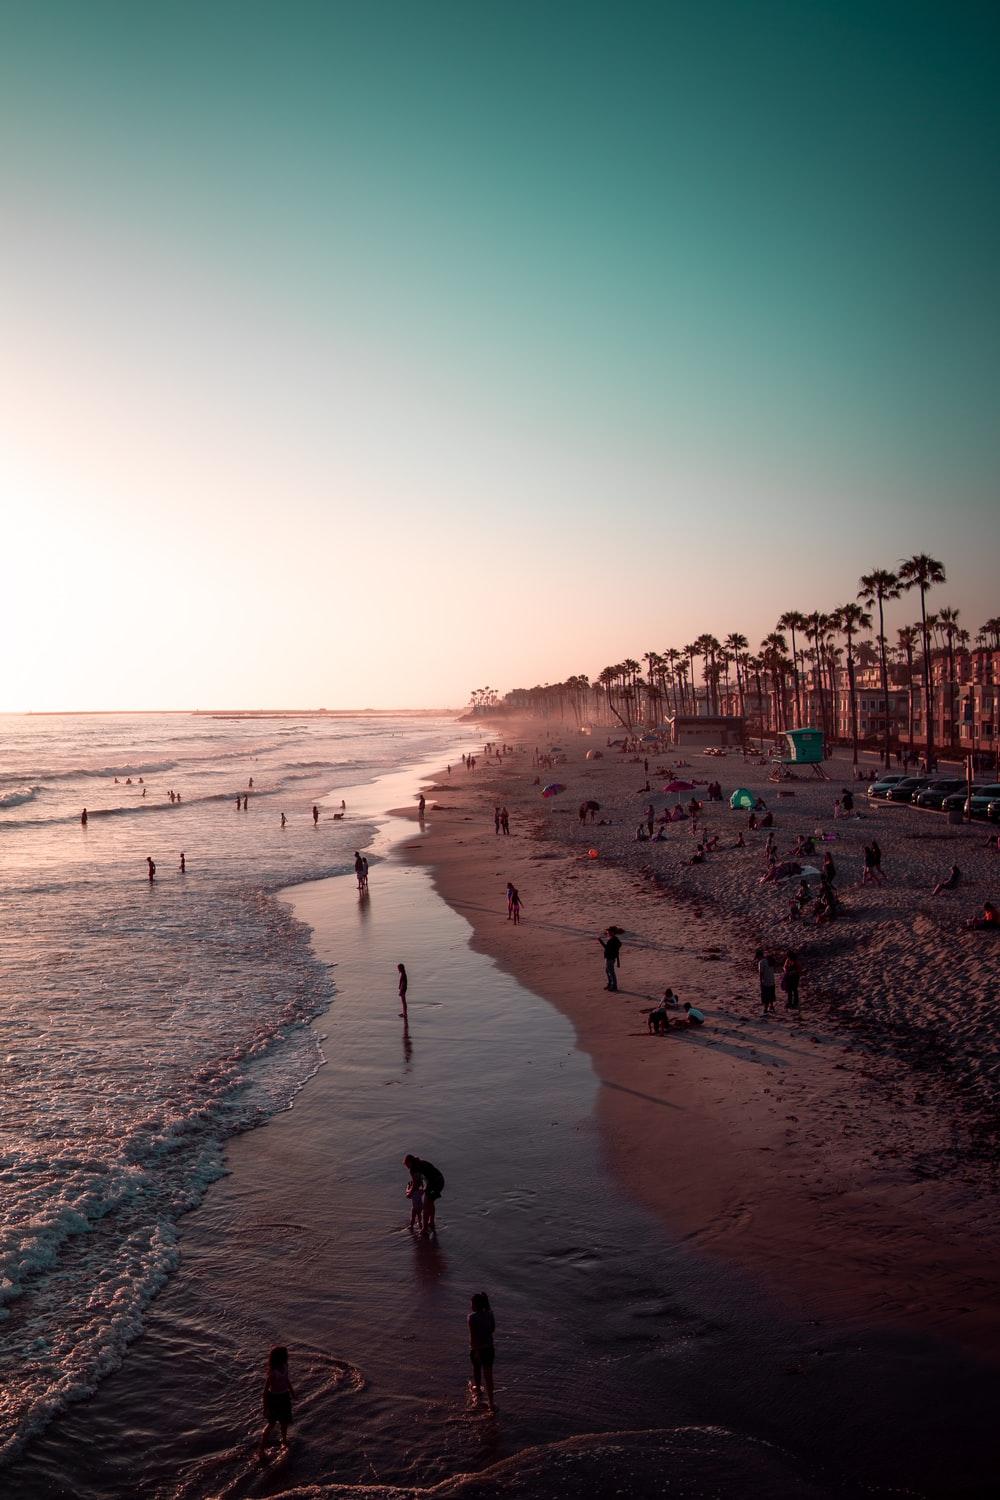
[{"left": 1, "top": 2, "right": 997, "bottom": 709}]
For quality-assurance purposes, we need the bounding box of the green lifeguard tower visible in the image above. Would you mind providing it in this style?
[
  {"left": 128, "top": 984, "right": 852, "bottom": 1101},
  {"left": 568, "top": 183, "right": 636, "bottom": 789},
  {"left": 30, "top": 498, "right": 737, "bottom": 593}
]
[{"left": 779, "top": 727, "right": 828, "bottom": 778}]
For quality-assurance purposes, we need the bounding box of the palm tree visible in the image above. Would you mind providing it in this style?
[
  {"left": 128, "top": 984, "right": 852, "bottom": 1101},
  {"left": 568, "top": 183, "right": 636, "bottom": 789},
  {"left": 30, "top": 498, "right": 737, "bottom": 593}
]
[
  {"left": 899, "top": 554, "right": 945, "bottom": 768},
  {"left": 858, "top": 569, "right": 900, "bottom": 769},
  {"left": 777, "top": 612, "right": 808, "bottom": 727},
  {"left": 937, "top": 606, "right": 961, "bottom": 751},
  {"left": 761, "top": 633, "right": 788, "bottom": 730},
  {"left": 724, "top": 633, "right": 749, "bottom": 716},
  {"left": 684, "top": 642, "right": 702, "bottom": 714},
  {"left": 832, "top": 603, "right": 872, "bottom": 764},
  {"left": 805, "top": 612, "right": 831, "bottom": 742},
  {"left": 896, "top": 625, "right": 919, "bottom": 758},
  {"left": 980, "top": 617, "right": 1000, "bottom": 649}
]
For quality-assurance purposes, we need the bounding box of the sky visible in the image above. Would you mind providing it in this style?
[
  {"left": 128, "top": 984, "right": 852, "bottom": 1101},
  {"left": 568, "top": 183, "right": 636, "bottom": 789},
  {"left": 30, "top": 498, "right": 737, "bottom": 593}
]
[{"left": 1, "top": 0, "right": 997, "bottom": 711}]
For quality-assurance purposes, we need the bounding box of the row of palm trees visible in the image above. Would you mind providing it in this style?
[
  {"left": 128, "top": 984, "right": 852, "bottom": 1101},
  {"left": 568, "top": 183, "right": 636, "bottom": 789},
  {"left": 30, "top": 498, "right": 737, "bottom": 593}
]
[{"left": 498, "top": 556, "right": 999, "bottom": 768}]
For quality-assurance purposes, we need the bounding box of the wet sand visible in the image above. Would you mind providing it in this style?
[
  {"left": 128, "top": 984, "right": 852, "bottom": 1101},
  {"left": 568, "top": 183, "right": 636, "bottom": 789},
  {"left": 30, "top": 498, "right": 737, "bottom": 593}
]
[
  {"left": 9, "top": 749, "right": 999, "bottom": 1498},
  {"left": 409, "top": 734, "right": 1000, "bottom": 1358}
]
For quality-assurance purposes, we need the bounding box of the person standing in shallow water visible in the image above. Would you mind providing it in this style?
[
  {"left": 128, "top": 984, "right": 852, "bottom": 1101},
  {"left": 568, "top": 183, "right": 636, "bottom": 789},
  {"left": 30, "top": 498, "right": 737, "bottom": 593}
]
[
  {"left": 258, "top": 1345, "right": 295, "bottom": 1460},
  {"left": 80, "top": 808, "right": 88, "bottom": 825},
  {"left": 146, "top": 857, "right": 156, "bottom": 882},
  {"left": 468, "top": 1293, "right": 497, "bottom": 1412},
  {"left": 312, "top": 805, "right": 319, "bottom": 826},
  {"left": 397, "top": 963, "right": 408, "bottom": 1015},
  {"left": 403, "top": 1154, "right": 443, "bottom": 1235}
]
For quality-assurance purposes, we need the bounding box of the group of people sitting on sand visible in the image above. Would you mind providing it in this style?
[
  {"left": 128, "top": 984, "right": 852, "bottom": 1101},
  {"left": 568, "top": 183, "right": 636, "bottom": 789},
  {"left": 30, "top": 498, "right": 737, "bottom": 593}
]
[{"left": 644, "top": 988, "right": 706, "bottom": 1033}]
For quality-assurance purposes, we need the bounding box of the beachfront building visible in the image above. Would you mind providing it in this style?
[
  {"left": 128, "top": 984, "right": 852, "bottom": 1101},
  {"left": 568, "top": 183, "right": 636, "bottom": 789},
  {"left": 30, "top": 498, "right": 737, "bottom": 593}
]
[{"left": 665, "top": 713, "right": 746, "bottom": 749}]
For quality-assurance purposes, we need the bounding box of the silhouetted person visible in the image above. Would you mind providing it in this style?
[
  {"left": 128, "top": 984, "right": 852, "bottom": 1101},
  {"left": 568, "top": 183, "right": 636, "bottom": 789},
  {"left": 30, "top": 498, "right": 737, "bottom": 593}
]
[
  {"left": 281, "top": 813, "right": 287, "bottom": 828},
  {"left": 180, "top": 852, "right": 186, "bottom": 873},
  {"left": 147, "top": 857, "right": 156, "bottom": 882},
  {"left": 312, "top": 805, "right": 319, "bottom": 825},
  {"left": 81, "top": 808, "right": 88, "bottom": 825},
  {"left": 397, "top": 963, "right": 408, "bottom": 1013}
]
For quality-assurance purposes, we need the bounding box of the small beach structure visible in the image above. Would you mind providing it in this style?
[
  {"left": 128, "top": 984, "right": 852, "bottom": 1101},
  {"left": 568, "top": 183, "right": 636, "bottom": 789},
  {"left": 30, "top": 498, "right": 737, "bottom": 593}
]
[
  {"left": 730, "top": 787, "right": 756, "bottom": 810},
  {"left": 666, "top": 713, "right": 745, "bottom": 749},
  {"left": 779, "top": 727, "right": 829, "bottom": 779}
]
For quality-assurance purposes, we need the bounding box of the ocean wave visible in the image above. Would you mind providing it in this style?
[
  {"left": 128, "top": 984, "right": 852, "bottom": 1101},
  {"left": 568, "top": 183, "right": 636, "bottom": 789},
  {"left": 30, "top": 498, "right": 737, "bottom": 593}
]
[
  {"left": 170, "top": 1424, "right": 859, "bottom": 1500},
  {"left": 0, "top": 785, "right": 39, "bottom": 809},
  {"left": 0, "top": 760, "right": 178, "bottom": 786}
]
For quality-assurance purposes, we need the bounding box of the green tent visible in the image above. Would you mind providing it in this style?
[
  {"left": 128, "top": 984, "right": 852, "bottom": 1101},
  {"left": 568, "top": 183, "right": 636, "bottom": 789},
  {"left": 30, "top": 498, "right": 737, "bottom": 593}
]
[{"left": 729, "top": 787, "right": 755, "bottom": 810}]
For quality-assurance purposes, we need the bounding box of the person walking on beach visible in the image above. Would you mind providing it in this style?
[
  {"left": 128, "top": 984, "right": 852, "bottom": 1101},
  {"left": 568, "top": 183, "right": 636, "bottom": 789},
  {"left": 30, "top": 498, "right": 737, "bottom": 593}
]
[
  {"left": 146, "top": 857, "right": 156, "bottom": 882},
  {"left": 281, "top": 813, "right": 287, "bottom": 828},
  {"left": 397, "top": 963, "right": 408, "bottom": 1014},
  {"left": 509, "top": 886, "right": 522, "bottom": 924},
  {"left": 418, "top": 793, "right": 426, "bottom": 817},
  {"left": 312, "top": 805, "right": 319, "bottom": 826},
  {"left": 468, "top": 1292, "right": 497, "bottom": 1412},
  {"left": 598, "top": 929, "right": 621, "bottom": 991},
  {"left": 756, "top": 948, "right": 775, "bottom": 1014},
  {"left": 506, "top": 882, "right": 516, "bottom": 919},
  {"left": 403, "top": 1154, "right": 444, "bottom": 1235},
  {"left": 179, "top": 852, "right": 186, "bottom": 873},
  {"left": 500, "top": 806, "right": 510, "bottom": 835},
  {"left": 236, "top": 795, "right": 241, "bottom": 810},
  {"left": 354, "top": 852, "right": 365, "bottom": 890},
  {"left": 258, "top": 1345, "right": 295, "bottom": 1460}
]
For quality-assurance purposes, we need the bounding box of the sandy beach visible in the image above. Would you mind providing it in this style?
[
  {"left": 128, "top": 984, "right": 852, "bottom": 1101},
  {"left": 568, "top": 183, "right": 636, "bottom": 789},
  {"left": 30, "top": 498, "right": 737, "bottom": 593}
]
[
  {"left": 406, "top": 727, "right": 1000, "bottom": 1355},
  {"left": 8, "top": 739, "right": 998, "bottom": 1499}
]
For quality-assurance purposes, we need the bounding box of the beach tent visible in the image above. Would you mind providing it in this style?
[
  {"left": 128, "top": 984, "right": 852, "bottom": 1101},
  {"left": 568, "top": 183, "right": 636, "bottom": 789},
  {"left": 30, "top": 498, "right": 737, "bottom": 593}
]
[{"left": 730, "top": 787, "right": 755, "bottom": 810}]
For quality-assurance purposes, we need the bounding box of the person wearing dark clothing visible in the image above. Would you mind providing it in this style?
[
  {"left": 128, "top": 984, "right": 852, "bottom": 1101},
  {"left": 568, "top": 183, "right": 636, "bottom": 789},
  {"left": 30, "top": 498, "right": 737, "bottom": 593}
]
[
  {"left": 468, "top": 1293, "right": 497, "bottom": 1411},
  {"left": 598, "top": 931, "right": 622, "bottom": 991},
  {"left": 403, "top": 1154, "right": 444, "bottom": 1234}
]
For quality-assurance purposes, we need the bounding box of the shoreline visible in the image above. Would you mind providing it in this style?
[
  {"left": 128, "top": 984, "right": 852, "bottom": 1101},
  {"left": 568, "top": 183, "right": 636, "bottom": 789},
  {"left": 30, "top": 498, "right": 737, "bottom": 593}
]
[{"left": 402, "top": 728, "right": 1000, "bottom": 1355}]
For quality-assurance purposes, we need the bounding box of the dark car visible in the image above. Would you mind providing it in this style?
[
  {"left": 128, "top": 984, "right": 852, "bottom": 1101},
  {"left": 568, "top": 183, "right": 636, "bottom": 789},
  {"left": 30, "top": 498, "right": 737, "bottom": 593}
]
[
  {"left": 885, "top": 776, "right": 934, "bottom": 802},
  {"left": 914, "top": 779, "right": 967, "bottom": 809},
  {"left": 867, "top": 773, "right": 907, "bottom": 798},
  {"left": 986, "top": 798, "right": 1000, "bottom": 824},
  {"left": 942, "top": 784, "right": 1000, "bottom": 816}
]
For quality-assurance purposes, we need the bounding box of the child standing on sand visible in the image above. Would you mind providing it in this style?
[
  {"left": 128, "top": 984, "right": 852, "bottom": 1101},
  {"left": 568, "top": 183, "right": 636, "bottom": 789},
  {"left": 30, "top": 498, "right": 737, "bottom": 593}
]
[{"left": 258, "top": 1346, "right": 296, "bottom": 1460}]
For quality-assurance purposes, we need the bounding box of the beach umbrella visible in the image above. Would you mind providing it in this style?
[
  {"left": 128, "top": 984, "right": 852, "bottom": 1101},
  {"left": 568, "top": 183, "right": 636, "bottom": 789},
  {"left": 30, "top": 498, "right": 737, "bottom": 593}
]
[
  {"left": 664, "top": 779, "right": 696, "bottom": 793},
  {"left": 542, "top": 783, "right": 566, "bottom": 797}
]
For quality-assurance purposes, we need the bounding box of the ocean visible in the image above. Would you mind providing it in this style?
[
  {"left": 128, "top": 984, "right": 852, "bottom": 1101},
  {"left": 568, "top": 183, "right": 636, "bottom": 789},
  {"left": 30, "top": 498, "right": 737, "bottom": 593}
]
[{"left": 0, "top": 712, "right": 464, "bottom": 1472}]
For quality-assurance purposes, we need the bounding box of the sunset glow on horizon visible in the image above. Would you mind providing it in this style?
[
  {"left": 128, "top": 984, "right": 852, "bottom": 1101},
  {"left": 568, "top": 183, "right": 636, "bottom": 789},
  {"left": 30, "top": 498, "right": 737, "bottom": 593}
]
[{"left": 2, "top": 1, "right": 997, "bottom": 713}]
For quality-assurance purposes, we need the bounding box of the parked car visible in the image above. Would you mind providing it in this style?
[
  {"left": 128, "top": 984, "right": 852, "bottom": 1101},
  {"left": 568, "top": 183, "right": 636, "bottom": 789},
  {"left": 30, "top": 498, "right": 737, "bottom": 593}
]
[
  {"left": 885, "top": 776, "right": 934, "bottom": 802},
  {"left": 914, "top": 779, "right": 967, "bottom": 809},
  {"left": 867, "top": 773, "right": 907, "bottom": 798},
  {"left": 942, "top": 784, "right": 1000, "bottom": 816},
  {"left": 987, "top": 798, "right": 1000, "bottom": 824}
]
